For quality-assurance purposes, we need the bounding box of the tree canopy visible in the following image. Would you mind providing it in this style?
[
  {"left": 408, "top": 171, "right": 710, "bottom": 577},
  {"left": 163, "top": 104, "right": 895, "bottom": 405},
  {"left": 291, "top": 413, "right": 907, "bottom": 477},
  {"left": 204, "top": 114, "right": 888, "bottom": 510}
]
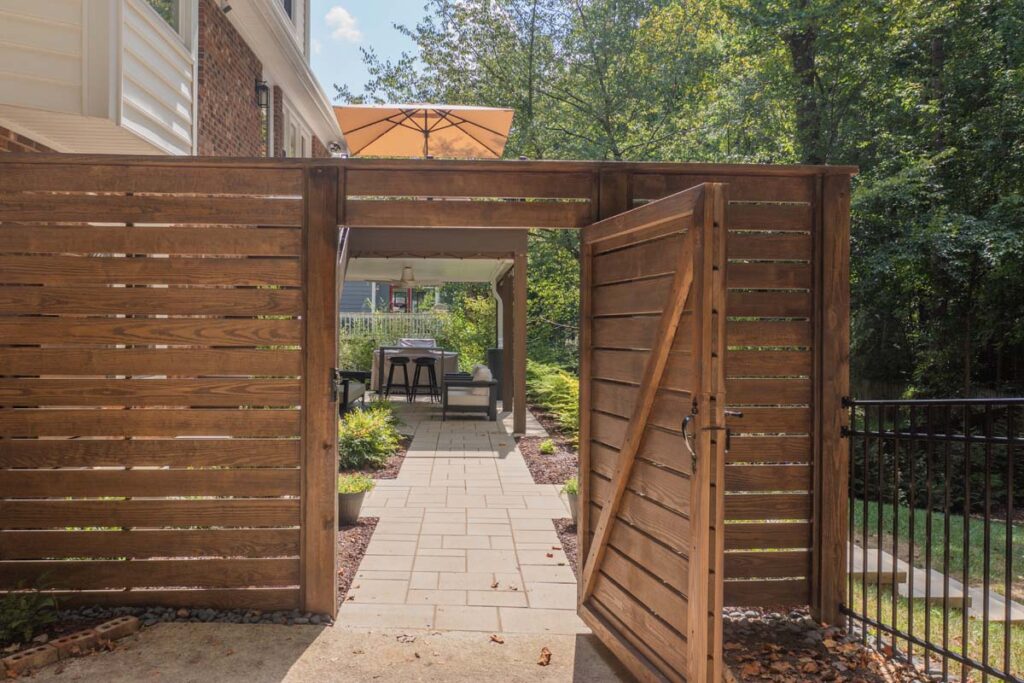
[{"left": 337, "top": 0, "right": 1024, "bottom": 397}]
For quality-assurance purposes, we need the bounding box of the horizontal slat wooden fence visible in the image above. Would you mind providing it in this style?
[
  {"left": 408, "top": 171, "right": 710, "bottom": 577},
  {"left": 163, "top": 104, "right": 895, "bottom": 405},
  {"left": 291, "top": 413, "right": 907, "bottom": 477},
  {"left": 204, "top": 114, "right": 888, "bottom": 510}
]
[
  {"left": 631, "top": 170, "right": 825, "bottom": 611},
  {"left": 0, "top": 160, "right": 309, "bottom": 611},
  {"left": 0, "top": 154, "right": 851, "bottom": 623}
]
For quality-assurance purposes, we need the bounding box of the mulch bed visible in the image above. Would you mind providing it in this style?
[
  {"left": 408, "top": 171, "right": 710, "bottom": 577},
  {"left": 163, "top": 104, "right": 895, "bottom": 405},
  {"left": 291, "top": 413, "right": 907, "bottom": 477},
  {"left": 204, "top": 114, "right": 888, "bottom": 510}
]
[
  {"left": 723, "top": 608, "right": 929, "bottom": 682},
  {"left": 553, "top": 518, "right": 578, "bottom": 578},
  {"left": 346, "top": 436, "right": 411, "bottom": 480},
  {"left": 2, "top": 615, "right": 108, "bottom": 658},
  {"left": 520, "top": 436, "right": 578, "bottom": 486},
  {"left": 338, "top": 517, "right": 379, "bottom": 605}
]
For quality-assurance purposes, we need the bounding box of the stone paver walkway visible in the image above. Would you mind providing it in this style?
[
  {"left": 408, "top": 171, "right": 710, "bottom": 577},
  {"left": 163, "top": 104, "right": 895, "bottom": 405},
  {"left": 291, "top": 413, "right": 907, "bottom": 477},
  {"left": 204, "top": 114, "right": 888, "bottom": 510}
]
[{"left": 336, "top": 403, "right": 587, "bottom": 635}]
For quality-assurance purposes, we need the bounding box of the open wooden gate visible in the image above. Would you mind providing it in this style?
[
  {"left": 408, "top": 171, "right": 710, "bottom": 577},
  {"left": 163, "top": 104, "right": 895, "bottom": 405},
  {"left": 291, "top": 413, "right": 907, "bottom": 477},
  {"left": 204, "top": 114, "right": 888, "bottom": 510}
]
[{"left": 578, "top": 183, "right": 730, "bottom": 683}]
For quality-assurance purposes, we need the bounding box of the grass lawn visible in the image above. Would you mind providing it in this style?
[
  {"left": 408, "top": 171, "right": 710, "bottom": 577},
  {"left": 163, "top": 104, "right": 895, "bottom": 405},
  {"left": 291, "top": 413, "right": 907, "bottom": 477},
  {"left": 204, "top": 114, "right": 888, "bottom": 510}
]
[
  {"left": 851, "top": 499, "right": 1024, "bottom": 596},
  {"left": 850, "top": 582, "right": 1024, "bottom": 681}
]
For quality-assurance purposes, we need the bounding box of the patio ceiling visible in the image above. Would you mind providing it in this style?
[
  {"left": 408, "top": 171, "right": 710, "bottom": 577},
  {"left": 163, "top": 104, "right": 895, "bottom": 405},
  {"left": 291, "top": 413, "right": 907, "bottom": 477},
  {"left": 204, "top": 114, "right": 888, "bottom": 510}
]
[{"left": 344, "top": 257, "right": 511, "bottom": 284}]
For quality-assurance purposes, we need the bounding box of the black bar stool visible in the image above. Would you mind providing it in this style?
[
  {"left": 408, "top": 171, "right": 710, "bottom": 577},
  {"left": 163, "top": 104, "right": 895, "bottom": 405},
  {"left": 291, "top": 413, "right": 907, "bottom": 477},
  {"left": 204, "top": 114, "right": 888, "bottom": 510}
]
[
  {"left": 384, "top": 356, "right": 411, "bottom": 401},
  {"left": 411, "top": 357, "right": 439, "bottom": 403}
]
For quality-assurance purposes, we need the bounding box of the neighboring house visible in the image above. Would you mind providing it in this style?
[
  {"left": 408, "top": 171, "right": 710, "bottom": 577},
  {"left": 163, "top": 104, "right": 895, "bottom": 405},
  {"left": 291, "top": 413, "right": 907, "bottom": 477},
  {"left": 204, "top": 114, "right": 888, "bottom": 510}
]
[
  {"left": 0, "top": 0, "right": 344, "bottom": 156},
  {"left": 340, "top": 283, "right": 443, "bottom": 313}
]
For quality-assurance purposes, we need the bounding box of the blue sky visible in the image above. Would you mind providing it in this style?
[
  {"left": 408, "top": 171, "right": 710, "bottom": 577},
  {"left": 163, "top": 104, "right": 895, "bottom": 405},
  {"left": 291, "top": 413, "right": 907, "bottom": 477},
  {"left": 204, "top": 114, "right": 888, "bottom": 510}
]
[{"left": 309, "top": 1, "right": 429, "bottom": 101}]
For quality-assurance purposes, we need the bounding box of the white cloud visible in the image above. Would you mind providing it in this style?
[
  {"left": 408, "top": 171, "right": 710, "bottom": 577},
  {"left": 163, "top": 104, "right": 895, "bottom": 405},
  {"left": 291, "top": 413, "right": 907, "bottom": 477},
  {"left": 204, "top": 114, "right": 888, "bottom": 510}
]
[
  {"left": 325, "top": 6, "right": 362, "bottom": 43},
  {"left": 312, "top": 38, "right": 322, "bottom": 55}
]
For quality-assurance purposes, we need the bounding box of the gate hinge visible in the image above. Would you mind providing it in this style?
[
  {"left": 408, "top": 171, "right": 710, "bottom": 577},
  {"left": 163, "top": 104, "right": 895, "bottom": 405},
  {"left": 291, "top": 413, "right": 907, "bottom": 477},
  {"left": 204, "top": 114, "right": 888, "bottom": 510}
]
[{"left": 840, "top": 426, "right": 852, "bottom": 439}]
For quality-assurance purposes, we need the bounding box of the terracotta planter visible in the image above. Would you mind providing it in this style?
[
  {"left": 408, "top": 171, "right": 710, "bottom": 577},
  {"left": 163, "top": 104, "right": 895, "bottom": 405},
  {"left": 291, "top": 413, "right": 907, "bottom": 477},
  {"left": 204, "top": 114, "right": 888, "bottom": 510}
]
[
  {"left": 567, "top": 492, "right": 578, "bottom": 524},
  {"left": 338, "top": 491, "right": 366, "bottom": 526}
]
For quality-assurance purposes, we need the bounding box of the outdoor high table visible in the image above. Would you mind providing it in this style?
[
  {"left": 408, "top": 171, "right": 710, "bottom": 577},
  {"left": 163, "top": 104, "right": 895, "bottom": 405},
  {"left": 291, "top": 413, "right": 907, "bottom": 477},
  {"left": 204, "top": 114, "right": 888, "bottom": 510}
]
[{"left": 371, "top": 347, "right": 459, "bottom": 394}]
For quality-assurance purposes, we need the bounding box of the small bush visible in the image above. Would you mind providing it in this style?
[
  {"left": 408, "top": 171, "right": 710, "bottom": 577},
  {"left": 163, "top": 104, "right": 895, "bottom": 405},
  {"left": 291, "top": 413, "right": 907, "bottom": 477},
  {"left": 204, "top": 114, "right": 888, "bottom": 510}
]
[
  {"left": 525, "top": 360, "right": 580, "bottom": 442},
  {"left": 338, "top": 473, "right": 376, "bottom": 495},
  {"left": 561, "top": 477, "right": 579, "bottom": 495},
  {"left": 338, "top": 408, "right": 400, "bottom": 470},
  {"left": 539, "top": 438, "right": 556, "bottom": 455},
  {"left": 0, "top": 588, "right": 57, "bottom": 646}
]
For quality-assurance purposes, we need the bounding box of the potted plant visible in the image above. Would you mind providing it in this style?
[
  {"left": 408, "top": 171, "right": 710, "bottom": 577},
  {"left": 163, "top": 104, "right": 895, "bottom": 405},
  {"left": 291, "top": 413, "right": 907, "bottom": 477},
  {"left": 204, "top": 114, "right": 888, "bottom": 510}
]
[
  {"left": 562, "top": 476, "right": 579, "bottom": 524},
  {"left": 338, "top": 473, "right": 375, "bottom": 526}
]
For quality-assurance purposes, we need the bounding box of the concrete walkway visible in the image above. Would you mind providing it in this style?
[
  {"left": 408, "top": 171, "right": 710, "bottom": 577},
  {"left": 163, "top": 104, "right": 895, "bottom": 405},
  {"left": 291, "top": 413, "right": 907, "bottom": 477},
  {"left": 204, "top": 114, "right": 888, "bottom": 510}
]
[{"left": 337, "top": 402, "right": 587, "bottom": 635}]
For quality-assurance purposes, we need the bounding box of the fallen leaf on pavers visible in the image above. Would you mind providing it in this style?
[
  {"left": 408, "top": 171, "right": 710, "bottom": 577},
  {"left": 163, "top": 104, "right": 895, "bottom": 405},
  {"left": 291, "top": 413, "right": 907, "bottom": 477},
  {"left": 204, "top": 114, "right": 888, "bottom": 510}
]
[
  {"left": 489, "top": 634, "right": 504, "bottom": 644},
  {"left": 509, "top": 585, "right": 519, "bottom": 591},
  {"left": 551, "top": 546, "right": 561, "bottom": 550},
  {"left": 352, "top": 649, "right": 365, "bottom": 655},
  {"left": 414, "top": 652, "right": 421, "bottom": 659},
  {"left": 537, "top": 647, "right": 552, "bottom": 666},
  {"left": 545, "top": 553, "right": 554, "bottom": 558},
  {"left": 490, "top": 580, "right": 499, "bottom": 589},
  {"left": 397, "top": 634, "right": 417, "bottom": 644}
]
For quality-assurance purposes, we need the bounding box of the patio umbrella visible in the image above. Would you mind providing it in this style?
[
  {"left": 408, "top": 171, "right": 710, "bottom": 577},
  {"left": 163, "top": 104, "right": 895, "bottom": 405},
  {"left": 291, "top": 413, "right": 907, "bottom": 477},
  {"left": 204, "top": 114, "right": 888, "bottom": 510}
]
[{"left": 333, "top": 104, "right": 514, "bottom": 159}]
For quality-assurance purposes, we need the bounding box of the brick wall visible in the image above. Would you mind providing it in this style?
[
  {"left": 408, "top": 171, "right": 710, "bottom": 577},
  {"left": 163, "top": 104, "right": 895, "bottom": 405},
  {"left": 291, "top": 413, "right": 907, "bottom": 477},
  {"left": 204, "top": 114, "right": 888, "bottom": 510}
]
[
  {"left": 272, "top": 86, "right": 285, "bottom": 158},
  {"left": 312, "top": 135, "right": 329, "bottom": 158},
  {"left": 0, "top": 125, "right": 53, "bottom": 153},
  {"left": 197, "top": 0, "right": 265, "bottom": 157}
]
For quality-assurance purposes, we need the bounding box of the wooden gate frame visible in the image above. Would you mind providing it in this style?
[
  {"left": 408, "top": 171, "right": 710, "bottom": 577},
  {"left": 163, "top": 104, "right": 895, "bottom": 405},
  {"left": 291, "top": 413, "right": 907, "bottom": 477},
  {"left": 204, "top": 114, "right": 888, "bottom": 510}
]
[{"left": 576, "top": 183, "right": 728, "bottom": 682}]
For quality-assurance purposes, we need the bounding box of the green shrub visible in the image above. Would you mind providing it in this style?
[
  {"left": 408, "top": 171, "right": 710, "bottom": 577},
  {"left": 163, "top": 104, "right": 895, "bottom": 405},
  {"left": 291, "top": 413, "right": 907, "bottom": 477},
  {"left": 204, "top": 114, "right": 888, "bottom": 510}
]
[
  {"left": 338, "top": 473, "right": 376, "bottom": 495},
  {"left": 525, "top": 360, "right": 580, "bottom": 442},
  {"left": 0, "top": 588, "right": 57, "bottom": 646},
  {"left": 338, "top": 408, "right": 400, "bottom": 470},
  {"left": 539, "top": 438, "right": 556, "bottom": 455},
  {"left": 561, "top": 477, "right": 579, "bottom": 495}
]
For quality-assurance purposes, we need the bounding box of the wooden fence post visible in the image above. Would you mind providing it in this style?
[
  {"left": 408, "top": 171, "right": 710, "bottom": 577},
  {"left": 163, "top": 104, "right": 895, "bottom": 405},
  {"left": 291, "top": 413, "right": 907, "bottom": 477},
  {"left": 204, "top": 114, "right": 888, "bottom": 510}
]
[
  {"left": 301, "top": 165, "right": 340, "bottom": 616},
  {"left": 813, "top": 172, "right": 851, "bottom": 624}
]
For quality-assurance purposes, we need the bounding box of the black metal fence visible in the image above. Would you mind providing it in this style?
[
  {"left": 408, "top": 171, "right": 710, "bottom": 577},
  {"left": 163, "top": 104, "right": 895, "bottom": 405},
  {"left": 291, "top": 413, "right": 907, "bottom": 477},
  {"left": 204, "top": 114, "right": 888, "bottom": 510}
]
[{"left": 842, "top": 398, "right": 1023, "bottom": 683}]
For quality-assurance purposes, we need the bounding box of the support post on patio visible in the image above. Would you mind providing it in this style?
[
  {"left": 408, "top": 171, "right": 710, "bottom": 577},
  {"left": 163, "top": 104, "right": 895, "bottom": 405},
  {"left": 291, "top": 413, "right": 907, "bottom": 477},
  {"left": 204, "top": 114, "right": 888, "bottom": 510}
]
[
  {"left": 301, "top": 165, "right": 341, "bottom": 616},
  {"left": 498, "top": 271, "right": 514, "bottom": 410},
  {"left": 513, "top": 248, "right": 527, "bottom": 434},
  {"left": 812, "top": 172, "right": 851, "bottom": 624}
]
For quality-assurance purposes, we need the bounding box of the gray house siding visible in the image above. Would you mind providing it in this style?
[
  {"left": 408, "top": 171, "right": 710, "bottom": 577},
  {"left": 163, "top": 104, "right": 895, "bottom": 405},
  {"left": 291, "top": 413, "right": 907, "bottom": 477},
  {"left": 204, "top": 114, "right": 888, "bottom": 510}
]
[{"left": 341, "top": 281, "right": 373, "bottom": 312}]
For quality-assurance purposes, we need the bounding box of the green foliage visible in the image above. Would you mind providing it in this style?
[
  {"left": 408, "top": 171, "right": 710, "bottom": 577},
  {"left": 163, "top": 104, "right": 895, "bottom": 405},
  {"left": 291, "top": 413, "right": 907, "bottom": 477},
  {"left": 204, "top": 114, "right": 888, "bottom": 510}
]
[
  {"left": 338, "top": 407, "right": 401, "bottom": 470},
  {"left": 338, "top": 473, "right": 376, "bottom": 495},
  {"left": 435, "top": 285, "right": 497, "bottom": 370},
  {"left": 539, "top": 438, "right": 556, "bottom": 455},
  {"left": 525, "top": 361, "right": 579, "bottom": 440},
  {"left": 0, "top": 588, "right": 57, "bottom": 646},
  {"left": 342, "top": 0, "right": 1024, "bottom": 397},
  {"left": 561, "top": 477, "right": 579, "bottom": 496}
]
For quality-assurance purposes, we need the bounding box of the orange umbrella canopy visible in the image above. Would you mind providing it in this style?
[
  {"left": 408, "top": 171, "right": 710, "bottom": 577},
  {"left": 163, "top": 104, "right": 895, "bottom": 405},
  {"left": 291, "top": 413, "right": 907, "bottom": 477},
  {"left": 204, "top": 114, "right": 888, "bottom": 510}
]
[{"left": 334, "top": 104, "right": 514, "bottom": 159}]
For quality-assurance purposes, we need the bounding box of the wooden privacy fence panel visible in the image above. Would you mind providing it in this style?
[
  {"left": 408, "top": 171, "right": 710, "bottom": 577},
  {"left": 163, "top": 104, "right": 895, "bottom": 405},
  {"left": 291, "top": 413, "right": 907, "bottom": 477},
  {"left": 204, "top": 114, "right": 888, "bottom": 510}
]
[
  {"left": 344, "top": 163, "right": 593, "bottom": 228},
  {"left": 633, "top": 170, "right": 820, "bottom": 610},
  {"left": 0, "top": 159, "right": 335, "bottom": 612},
  {"left": 578, "top": 184, "right": 727, "bottom": 683}
]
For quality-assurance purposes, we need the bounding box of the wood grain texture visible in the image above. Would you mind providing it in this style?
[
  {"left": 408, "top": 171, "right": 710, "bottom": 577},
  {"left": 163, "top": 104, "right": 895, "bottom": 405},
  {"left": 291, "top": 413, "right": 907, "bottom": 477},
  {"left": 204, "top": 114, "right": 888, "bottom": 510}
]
[
  {"left": 723, "top": 522, "right": 812, "bottom": 550},
  {"left": 0, "top": 558, "right": 299, "bottom": 590},
  {"left": 0, "top": 469, "right": 300, "bottom": 498},
  {"left": 579, "top": 604, "right": 673, "bottom": 683},
  {"left": 346, "top": 169, "right": 593, "bottom": 198},
  {"left": 0, "top": 499, "right": 301, "bottom": 529},
  {"left": 724, "top": 464, "right": 811, "bottom": 491},
  {"left": 0, "top": 255, "right": 301, "bottom": 286},
  {"left": 0, "top": 529, "right": 300, "bottom": 559},
  {"left": 0, "top": 163, "right": 303, "bottom": 195},
  {"left": 727, "top": 231, "right": 812, "bottom": 260},
  {"left": 723, "top": 579, "right": 809, "bottom": 607},
  {"left": 0, "top": 318, "right": 301, "bottom": 346},
  {"left": 724, "top": 551, "right": 810, "bottom": 579},
  {"left": 632, "top": 173, "right": 814, "bottom": 203},
  {"left": 813, "top": 172, "right": 852, "bottom": 623},
  {"left": 0, "top": 285, "right": 303, "bottom": 316},
  {"left": 347, "top": 198, "right": 589, "bottom": 228},
  {"left": 27, "top": 588, "right": 300, "bottom": 610},
  {"left": 723, "top": 493, "right": 811, "bottom": 520},
  {"left": 300, "top": 165, "right": 340, "bottom": 616},
  {"left": 0, "top": 348, "right": 301, "bottom": 376},
  {"left": 727, "top": 203, "right": 812, "bottom": 231},
  {"left": 0, "top": 439, "right": 300, "bottom": 468},
  {"left": 0, "top": 379, "right": 301, "bottom": 406},
  {"left": 0, "top": 226, "right": 302, "bottom": 256},
  {"left": 0, "top": 193, "right": 301, "bottom": 225},
  {"left": 0, "top": 409, "right": 300, "bottom": 437}
]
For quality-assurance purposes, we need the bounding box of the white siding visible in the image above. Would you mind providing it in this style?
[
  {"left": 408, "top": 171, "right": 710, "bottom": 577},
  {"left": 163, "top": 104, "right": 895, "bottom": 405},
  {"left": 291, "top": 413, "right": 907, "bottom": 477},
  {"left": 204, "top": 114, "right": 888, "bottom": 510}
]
[
  {"left": 121, "top": 0, "right": 195, "bottom": 155},
  {"left": 0, "top": 0, "right": 83, "bottom": 114}
]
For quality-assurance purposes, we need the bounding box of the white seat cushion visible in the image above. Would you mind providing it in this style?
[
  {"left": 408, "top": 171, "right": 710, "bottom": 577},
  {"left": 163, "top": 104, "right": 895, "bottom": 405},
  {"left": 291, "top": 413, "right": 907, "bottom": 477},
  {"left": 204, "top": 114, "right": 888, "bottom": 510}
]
[
  {"left": 469, "top": 365, "right": 493, "bottom": 397},
  {"left": 447, "top": 388, "right": 489, "bottom": 407}
]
